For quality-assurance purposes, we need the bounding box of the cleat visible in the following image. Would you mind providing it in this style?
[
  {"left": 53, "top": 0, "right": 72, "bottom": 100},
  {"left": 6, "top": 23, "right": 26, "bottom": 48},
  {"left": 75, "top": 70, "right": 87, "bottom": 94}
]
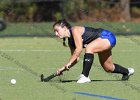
[
  {"left": 77, "top": 74, "right": 91, "bottom": 83},
  {"left": 121, "top": 68, "right": 134, "bottom": 80}
]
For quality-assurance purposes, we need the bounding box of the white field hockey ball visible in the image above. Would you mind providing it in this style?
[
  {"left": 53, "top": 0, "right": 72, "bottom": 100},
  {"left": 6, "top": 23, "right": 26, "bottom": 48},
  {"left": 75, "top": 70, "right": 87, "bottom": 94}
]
[{"left": 11, "top": 79, "right": 16, "bottom": 85}]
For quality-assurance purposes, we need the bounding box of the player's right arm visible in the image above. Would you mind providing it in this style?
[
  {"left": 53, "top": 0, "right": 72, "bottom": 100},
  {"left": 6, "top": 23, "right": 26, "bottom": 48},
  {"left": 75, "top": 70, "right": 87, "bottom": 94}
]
[
  {"left": 68, "top": 42, "right": 79, "bottom": 68},
  {"left": 56, "top": 40, "right": 79, "bottom": 76}
]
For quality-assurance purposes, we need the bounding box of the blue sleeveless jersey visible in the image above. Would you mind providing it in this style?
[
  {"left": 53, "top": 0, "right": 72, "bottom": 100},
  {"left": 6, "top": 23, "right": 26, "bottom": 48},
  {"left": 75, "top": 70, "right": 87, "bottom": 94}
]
[{"left": 68, "top": 27, "right": 116, "bottom": 48}]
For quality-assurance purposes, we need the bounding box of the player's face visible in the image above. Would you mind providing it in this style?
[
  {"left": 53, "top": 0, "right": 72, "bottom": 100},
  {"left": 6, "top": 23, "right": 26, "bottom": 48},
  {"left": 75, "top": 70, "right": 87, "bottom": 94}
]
[{"left": 54, "top": 25, "right": 65, "bottom": 39}]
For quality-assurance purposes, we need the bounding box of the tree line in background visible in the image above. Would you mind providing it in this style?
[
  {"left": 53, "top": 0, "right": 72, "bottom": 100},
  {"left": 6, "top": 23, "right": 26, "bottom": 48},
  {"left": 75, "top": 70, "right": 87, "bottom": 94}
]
[{"left": 0, "top": 0, "right": 140, "bottom": 22}]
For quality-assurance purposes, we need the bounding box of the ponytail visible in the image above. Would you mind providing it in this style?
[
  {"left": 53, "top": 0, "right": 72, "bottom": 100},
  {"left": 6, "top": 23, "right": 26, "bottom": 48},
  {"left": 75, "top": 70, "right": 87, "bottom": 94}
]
[{"left": 63, "top": 38, "right": 67, "bottom": 47}]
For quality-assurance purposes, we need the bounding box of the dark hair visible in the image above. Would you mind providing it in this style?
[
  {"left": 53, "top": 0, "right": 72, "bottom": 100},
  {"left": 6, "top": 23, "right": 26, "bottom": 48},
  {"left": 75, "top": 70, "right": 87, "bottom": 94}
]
[
  {"left": 53, "top": 19, "right": 71, "bottom": 47},
  {"left": 53, "top": 19, "right": 71, "bottom": 29}
]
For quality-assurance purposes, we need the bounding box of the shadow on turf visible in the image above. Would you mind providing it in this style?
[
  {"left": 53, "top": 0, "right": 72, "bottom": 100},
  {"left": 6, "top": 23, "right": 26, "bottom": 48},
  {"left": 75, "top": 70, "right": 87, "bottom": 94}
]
[{"left": 60, "top": 79, "right": 122, "bottom": 83}]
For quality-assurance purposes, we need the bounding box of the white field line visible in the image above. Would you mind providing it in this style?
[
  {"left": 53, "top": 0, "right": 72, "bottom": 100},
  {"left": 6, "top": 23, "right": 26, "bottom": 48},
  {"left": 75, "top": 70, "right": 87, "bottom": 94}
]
[{"left": 0, "top": 66, "right": 23, "bottom": 71}]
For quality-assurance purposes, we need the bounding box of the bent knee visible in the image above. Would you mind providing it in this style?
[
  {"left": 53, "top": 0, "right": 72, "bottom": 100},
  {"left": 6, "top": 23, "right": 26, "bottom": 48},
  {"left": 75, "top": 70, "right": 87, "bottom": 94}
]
[
  {"left": 101, "top": 63, "right": 114, "bottom": 72},
  {"left": 85, "top": 46, "right": 94, "bottom": 54},
  {"left": 103, "top": 67, "right": 112, "bottom": 72}
]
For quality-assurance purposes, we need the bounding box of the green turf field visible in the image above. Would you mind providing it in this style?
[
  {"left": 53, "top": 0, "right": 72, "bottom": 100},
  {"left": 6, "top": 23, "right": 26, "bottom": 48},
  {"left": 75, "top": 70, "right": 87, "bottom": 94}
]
[
  {"left": 0, "top": 22, "right": 140, "bottom": 100},
  {"left": 0, "top": 35, "right": 140, "bottom": 100}
]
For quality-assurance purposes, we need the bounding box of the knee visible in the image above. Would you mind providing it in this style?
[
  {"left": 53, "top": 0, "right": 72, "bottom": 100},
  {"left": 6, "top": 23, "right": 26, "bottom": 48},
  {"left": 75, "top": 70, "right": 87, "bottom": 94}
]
[
  {"left": 85, "top": 45, "right": 94, "bottom": 54},
  {"left": 101, "top": 63, "right": 114, "bottom": 72},
  {"left": 104, "top": 67, "right": 112, "bottom": 73}
]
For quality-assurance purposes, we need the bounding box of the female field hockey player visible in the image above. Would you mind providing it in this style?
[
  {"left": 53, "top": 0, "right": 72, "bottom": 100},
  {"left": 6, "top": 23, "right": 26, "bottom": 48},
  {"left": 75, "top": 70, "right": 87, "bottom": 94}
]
[{"left": 53, "top": 19, "right": 134, "bottom": 83}]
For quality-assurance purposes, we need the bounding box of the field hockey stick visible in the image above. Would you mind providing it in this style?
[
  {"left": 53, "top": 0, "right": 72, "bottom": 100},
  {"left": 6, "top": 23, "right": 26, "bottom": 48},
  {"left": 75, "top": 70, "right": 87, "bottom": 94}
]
[{"left": 41, "top": 67, "right": 66, "bottom": 82}]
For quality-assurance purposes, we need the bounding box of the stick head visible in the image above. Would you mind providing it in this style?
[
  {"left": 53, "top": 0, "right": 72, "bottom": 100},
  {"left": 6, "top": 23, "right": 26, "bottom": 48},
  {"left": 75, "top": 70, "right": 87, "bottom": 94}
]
[
  {"left": 40, "top": 74, "right": 44, "bottom": 82},
  {"left": 43, "top": 73, "right": 57, "bottom": 82}
]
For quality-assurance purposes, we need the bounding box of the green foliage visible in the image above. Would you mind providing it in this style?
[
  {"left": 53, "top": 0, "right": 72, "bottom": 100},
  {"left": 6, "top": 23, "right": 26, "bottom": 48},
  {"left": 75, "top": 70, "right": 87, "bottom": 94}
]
[
  {"left": 0, "top": 0, "right": 136, "bottom": 22},
  {"left": 0, "top": 1, "right": 10, "bottom": 18},
  {"left": 54, "top": 12, "right": 62, "bottom": 21},
  {"left": 26, "top": 3, "right": 37, "bottom": 21},
  {"left": 131, "top": 7, "right": 140, "bottom": 18},
  {"left": 63, "top": 0, "right": 87, "bottom": 20},
  {"left": 0, "top": 12, "right": 5, "bottom": 18},
  {"left": 0, "top": 1, "right": 37, "bottom": 22}
]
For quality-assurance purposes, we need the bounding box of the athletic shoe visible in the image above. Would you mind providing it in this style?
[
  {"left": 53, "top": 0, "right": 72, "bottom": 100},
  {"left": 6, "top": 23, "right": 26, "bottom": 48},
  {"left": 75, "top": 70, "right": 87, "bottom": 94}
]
[
  {"left": 77, "top": 74, "right": 91, "bottom": 83},
  {"left": 121, "top": 68, "right": 134, "bottom": 80}
]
